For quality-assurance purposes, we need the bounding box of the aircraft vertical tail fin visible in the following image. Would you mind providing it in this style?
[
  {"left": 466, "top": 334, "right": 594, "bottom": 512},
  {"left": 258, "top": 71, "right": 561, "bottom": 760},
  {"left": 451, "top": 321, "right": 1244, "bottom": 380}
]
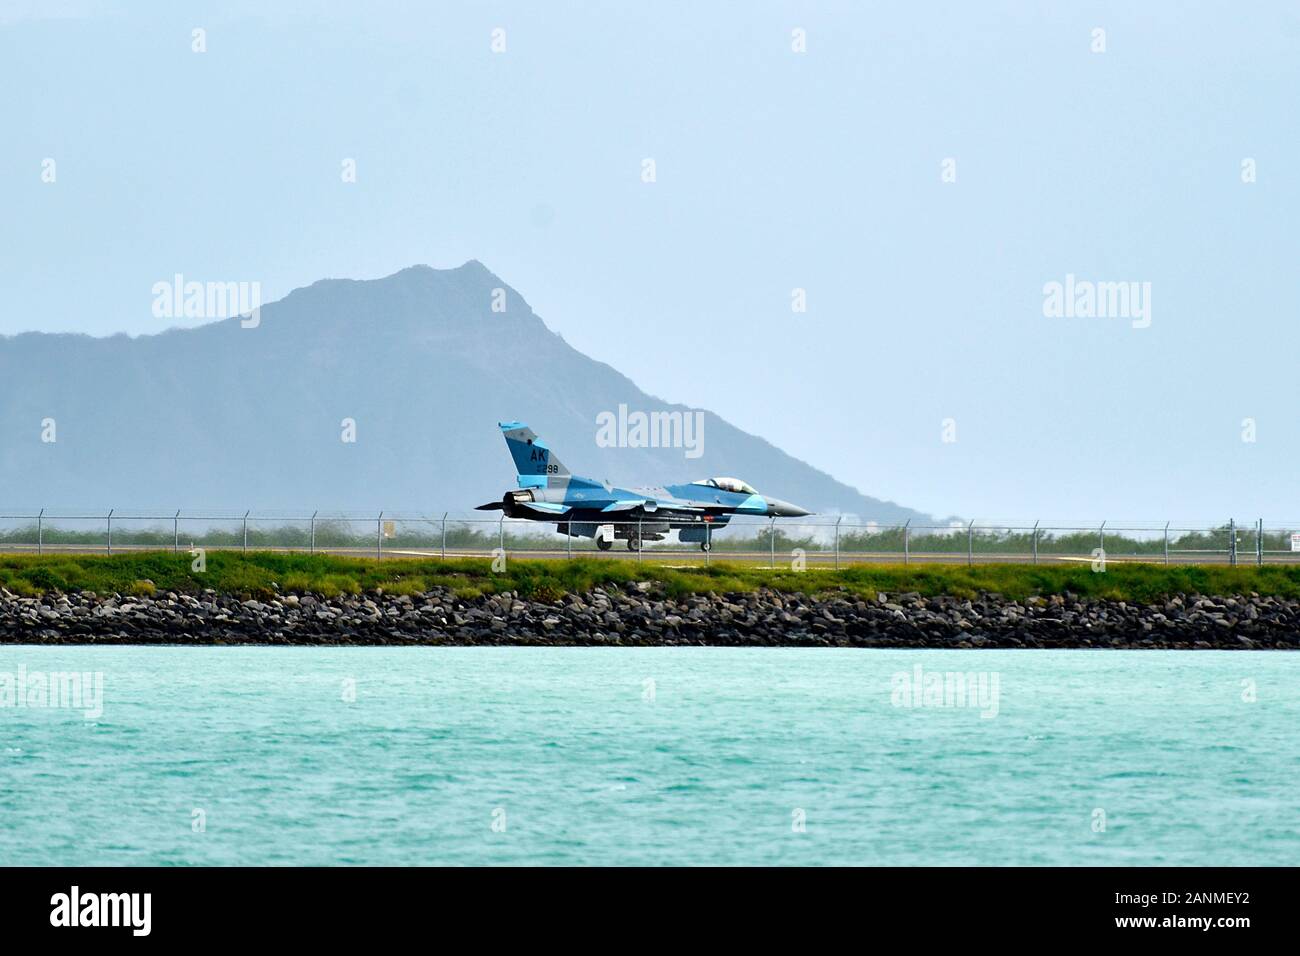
[{"left": 499, "top": 422, "right": 569, "bottom": 479}]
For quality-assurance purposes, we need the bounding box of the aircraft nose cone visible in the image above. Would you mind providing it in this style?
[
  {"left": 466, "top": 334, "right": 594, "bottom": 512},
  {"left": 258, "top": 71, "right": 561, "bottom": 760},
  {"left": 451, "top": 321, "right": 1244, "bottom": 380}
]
[{"left": 766, "top": 498, "right": 811, "bottom": 518}]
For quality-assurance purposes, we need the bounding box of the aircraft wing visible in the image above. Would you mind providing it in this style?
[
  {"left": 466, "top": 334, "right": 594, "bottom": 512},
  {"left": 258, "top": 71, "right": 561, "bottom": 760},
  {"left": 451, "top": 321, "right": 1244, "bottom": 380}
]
[{"left": 601, "top": 499, "right": 705, "bottom": 516}]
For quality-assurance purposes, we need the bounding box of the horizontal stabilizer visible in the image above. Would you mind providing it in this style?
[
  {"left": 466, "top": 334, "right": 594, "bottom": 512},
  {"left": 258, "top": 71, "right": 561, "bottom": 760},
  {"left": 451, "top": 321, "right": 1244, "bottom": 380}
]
[{"left": 517, "top": 500, "right": 570, "bottom": 515}]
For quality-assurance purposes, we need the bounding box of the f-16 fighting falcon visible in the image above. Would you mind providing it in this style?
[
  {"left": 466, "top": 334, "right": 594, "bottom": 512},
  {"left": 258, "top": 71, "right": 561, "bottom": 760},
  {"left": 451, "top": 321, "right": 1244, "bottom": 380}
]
[{"left": 475, "top": 422, "right": 812, "bottom": 551}]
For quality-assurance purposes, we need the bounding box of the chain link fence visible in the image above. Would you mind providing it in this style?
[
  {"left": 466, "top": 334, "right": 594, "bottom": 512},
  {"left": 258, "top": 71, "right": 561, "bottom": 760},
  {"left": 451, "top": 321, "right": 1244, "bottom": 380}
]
[{"left": 1, "top": 511, "right": 1298, "bottom": 567}]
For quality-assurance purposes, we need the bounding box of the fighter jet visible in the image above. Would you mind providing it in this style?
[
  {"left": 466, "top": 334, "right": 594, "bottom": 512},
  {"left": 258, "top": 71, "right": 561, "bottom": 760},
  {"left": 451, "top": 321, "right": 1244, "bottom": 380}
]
[{"left": 475, "top": 421, "right": 812, "bottom": 551}]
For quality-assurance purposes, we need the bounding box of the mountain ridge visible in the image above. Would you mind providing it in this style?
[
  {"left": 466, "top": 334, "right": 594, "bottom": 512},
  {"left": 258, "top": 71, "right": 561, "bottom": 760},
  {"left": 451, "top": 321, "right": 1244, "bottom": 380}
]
[{"left": 0, "top": 262, "right": 928, "bottom": 522}]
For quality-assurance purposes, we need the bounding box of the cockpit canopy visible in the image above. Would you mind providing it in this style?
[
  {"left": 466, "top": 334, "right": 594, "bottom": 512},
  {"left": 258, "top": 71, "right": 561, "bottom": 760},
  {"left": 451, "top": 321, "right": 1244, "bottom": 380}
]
[{"left": 696, "top": 476, "right": 758, "bottom": 495}]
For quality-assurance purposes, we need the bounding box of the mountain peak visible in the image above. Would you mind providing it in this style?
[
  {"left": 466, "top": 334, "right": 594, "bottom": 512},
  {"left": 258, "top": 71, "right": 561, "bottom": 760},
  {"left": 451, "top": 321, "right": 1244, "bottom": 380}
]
[{"left": 386, "top": 259, "right": 494, "bottom": 280}]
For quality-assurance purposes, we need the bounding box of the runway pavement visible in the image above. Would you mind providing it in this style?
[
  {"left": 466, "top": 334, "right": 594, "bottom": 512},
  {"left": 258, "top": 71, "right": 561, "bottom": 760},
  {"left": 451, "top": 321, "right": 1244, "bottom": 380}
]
[{"left": 1, "top": 542, "right": 1296, "bottom": 567}]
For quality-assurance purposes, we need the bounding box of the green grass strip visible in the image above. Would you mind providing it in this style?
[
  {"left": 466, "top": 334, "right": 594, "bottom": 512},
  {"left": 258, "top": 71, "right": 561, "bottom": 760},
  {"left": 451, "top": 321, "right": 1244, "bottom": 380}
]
[{"left": 2, "top": 552, "right": 1300, "bottom": 603}]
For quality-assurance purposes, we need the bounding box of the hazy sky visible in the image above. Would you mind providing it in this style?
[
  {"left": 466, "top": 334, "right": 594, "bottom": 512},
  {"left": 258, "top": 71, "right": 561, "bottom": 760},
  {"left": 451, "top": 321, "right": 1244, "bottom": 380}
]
[{"left": 3, "top": 1, "right": 1298, "bottom": 523}]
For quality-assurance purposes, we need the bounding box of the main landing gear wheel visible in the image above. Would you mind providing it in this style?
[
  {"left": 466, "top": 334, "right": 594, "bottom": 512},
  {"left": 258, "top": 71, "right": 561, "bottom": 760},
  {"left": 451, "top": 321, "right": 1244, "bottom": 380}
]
[
  {"left": 699, "top": 541, "right": 711, "bottom": 552},
  {"left": 596, "top": 537, "right": 612, "bottom": 551},
  {"left": 626, "top": 535, "right": 642, "bottom": 552}
]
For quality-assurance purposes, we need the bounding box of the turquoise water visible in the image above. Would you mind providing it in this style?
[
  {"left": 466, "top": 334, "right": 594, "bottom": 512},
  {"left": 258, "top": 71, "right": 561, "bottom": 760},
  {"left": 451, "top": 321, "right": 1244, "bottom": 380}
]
[{"left": 1, "top": 646, "right": 1297, "bottom": 866}]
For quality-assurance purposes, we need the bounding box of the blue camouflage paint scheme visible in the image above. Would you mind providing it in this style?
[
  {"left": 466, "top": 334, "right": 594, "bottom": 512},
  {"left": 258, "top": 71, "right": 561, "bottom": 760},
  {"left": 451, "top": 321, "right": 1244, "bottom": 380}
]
[{"left": 476, "top": 422, "right": 811, "bottom": 549}]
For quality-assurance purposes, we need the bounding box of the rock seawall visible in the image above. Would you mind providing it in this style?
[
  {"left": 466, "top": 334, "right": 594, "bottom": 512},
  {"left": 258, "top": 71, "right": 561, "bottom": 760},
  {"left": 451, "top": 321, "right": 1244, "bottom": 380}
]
[{"left": 2, "top": 585, "right": 1297, "bottom": 648}]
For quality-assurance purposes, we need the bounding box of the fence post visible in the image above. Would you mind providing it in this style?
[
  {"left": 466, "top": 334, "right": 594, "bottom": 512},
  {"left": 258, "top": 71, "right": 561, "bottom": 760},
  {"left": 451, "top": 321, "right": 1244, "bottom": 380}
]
[
  {"left": 106, "top": 509, "right": 113, "bottom": 555},
  {"left": 1163, "top": 522, "right": 1169, "bottom": 565},
  {"left": 566, "top": 520, "right": 572, "bottom": 560},
  {"left": 1032, "top": 520, "right": 1039, "bottom": 565},
  {"left": 834, "top": 515, "right": 842, "bottom": 570},
  {"left": 499, "top": 515, "right": 505, "bottom": 559},
  {"left": 441, "top": 512, "right": 447, "bottom": 560},
  {"left": 377, "top": 511, "right": 383, "bottom": 560},
  {"left": 37, "top": 508, "right": 43, "bottom": 555},
  {"left": 705, "top": 522, "right": 711, "bottom": 567},
  {"left": 966, "top": 519, "right": 974, "bottom": 567},
  {"left": 310, "top": 511, "right": 317, "bottom": 555},
  {"left": 903, "top": 519, "right": 910, "bottom": 566},
  {"left": 243, "top": 510, "right": 250, "bottom": 555},
  {"left": 770, "top": 516, "right": 776, "bottom": 569},
  {"left": 1228, "top": 518, "right": 1236, "bottom": 566},
  {"left": 174, "top": 510, "right": 180, "bottom": 554},
  {"left": 637, "top": 519, "right": 643, "bottom": 565},
  {"left": 1258, "top": 518, "right": 1264, "bottom": 566}
]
